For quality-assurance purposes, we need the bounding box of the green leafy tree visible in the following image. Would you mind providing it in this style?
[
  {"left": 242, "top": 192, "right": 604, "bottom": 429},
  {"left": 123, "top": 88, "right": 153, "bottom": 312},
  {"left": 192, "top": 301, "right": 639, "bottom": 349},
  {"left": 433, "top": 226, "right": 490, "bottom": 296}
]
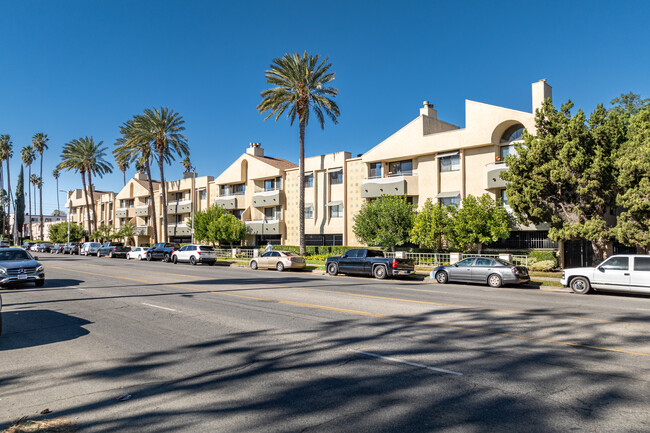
[
  {"left": 353, "top": 195, "right": 415, "bottom": 252},
  {"left": 32, "top": 132, "right": 49, "bottom": 238},
  {"left": 215, "top": 213, "right": 247, "bottom": 248},
  {"left": 0, "top": 135, "right": 14, "bottom": 243},
  {"left": 91, "top": 224, "right": 113, "bottom": 243},
  {"left": 21, "top": 146, "right": 35, "bottom": 238},
  {"left": 613, "top": 106, "right": 650, "bottom": 251},
  {"left": 501, "top": 99, "right": 625, "bottom": 262},
  {"left": 181, "top": 156, "right": 193, "bottom": 173},
  {"left": 446, "top": 194, "right": 511, "bottom": 253},
  {"left": 15, "top": 166, "right": 25, "bottom": 238},
  {"left": 189, "top": 205, "right": 225, "bottom": 246},
  {"left": 258, "top": 51, "right": 340, "bottom": 256},
  {"left": 410, "top": 199, "right": 452, "bottom": 251},
  {"left": 48, "top": 222, "right": 85, "bottom": 243},
  {"left": 610, "top": 92, "right": 650, "bottom": 122}
]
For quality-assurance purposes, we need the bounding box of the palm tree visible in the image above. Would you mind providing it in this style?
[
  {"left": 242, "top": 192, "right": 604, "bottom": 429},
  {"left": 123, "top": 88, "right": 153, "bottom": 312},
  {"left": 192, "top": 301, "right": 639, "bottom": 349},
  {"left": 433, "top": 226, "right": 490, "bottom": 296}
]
[
  {"left": 52, "top": 168, "right": 61, "bottom": 213},
  {"left": 181, "top": 156, "right": 193, "bottom": 173},
  {"left": 58, "top": 137, "right": 113, "bottom": 234},
  {"left": 30, "top": 175, "right": 41, "bottom": 238},
  {"left": 32, "top": 133, "right": 49, "bottom": 238},
  {"left": 131, "top": 108, "right": 189, "bottom": 242},
  {"left": 21, "top": 146, "right": 35, "bottom": 239},
  {"left": 114, "top": 118, "right": 172, "bottom": 245},
  {"left": 0, "top": 135, "right": 14, "bottom": 242},
  {"left": 257, "top": 51, "right": 340, "bottom": 255}
]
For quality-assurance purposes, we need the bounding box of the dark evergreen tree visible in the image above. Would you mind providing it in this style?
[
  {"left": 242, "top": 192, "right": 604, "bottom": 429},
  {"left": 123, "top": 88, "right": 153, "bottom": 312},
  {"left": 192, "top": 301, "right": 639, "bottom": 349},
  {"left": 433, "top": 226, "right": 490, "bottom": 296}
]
[{"left": 15, "top": 166, "right": 25, "bottom": 238}]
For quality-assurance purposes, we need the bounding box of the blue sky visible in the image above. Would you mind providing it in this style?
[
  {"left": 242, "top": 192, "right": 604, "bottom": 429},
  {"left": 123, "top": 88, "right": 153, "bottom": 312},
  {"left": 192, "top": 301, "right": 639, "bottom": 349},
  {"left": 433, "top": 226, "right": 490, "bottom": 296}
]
[{"left": 1, "top": 0, "right": 649, "bottom": 214}]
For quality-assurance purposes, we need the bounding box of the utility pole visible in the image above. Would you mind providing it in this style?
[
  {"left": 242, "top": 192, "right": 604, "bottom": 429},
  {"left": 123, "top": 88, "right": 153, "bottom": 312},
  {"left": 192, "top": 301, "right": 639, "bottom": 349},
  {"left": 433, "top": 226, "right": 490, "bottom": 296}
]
[{"left": 60, "top": 190, "right": 70, "bottom": 243}]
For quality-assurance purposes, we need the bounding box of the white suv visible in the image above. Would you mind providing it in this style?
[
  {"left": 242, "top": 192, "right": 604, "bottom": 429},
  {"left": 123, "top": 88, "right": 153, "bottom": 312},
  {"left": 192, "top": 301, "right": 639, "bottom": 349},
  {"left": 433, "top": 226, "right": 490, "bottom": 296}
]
[
  {"left": 561, "top": 254, "right": 650, "bottom": 295},
  {"left": 80, "top": 242, "right": 101, "bottom": 256},
  {"left": 171, "top": 245, "right": 217, "bottom": 265}
]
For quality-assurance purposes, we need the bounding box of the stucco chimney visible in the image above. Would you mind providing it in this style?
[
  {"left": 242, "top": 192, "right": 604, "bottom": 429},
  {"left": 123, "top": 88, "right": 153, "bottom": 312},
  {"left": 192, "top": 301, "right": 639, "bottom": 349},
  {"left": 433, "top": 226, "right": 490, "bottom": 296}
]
[
  {"left": 246, "top": 142, "right": 264, "bottom": 157},
  {"left": 532, "top": 79, "right": 552, "bottom": 113},
  {"left": 420, "top": 101, "right": 437, "bottom": 118}
]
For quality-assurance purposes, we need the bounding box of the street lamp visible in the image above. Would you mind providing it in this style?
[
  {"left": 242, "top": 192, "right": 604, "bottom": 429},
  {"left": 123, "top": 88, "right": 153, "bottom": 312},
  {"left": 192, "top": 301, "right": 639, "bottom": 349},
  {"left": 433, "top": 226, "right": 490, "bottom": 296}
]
[{"left": 59, "top": 190, "right": 71, "bottom": 244}]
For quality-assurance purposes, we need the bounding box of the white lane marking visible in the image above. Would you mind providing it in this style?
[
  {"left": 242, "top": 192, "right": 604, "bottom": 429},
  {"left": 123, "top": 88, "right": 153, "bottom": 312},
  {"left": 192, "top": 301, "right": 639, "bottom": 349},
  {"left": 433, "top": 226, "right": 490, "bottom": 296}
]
[
  {"left": 350, "top": 350, "right": 462, "bottom": 376},
  {"left": 142, "top": 302, "right": 178, "bottom": 312}
]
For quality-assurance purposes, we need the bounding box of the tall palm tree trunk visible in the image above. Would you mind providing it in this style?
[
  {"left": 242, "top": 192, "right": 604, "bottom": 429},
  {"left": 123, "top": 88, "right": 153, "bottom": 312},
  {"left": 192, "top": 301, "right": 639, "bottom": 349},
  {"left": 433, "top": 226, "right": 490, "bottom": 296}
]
[
  {"left": 27, "top": 166, "right": 32, "bottom": 239},
  {"left": 6, "top": 161, "right": 13, "bottom": 243},
  {"left": 145, "top": 161, "right": 159, "bottom": 244},
  {"left": 299, "top": 118, "right": 306, "bottom": 256},
  {"left": 33, "top": 182, "right": 37, "bottom": 238},
  {"left": 80, "top": 171, "right": 92, "bottom": 237},
  {"left": 87, "top": 171, "right": 98, "bottom": 233},
  {"left": 157, "top": 152, "right": 168, "bottom": 242},
  {"left": 39, "top": 156, "right": 44, "bottom": 237},
  {"left": 56, "top": 177, "right": 60, "bottom": 212}
]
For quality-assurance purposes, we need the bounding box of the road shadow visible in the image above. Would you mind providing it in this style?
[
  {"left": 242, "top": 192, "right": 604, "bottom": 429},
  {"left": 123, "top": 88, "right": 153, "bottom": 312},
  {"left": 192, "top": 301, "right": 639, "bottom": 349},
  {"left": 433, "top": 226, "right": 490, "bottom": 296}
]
[{"left": 0, "top": 309, "right": 90, "bottom": 351}]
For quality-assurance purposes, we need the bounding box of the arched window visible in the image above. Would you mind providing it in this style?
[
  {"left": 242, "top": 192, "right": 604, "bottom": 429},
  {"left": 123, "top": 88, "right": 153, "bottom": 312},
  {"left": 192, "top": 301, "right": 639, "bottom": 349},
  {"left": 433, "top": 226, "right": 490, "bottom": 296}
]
[{"left": 500, "top": 124, "right": 525, "bottom": 143}]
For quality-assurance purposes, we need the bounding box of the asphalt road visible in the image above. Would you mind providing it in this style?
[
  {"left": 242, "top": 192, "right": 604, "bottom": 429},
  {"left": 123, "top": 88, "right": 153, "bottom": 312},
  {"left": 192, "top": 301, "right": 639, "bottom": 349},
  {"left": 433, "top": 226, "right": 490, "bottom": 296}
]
[{"left": 1, "top": 255, "right": 649, "bottom": 432}]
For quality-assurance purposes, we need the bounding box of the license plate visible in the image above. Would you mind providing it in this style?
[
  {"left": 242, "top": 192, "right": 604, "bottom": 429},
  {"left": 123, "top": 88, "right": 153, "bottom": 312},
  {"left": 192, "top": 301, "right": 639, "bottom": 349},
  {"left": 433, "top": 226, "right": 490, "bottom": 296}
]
[{"left": 18, "top": 275, "right": 27, "bottom": 280}]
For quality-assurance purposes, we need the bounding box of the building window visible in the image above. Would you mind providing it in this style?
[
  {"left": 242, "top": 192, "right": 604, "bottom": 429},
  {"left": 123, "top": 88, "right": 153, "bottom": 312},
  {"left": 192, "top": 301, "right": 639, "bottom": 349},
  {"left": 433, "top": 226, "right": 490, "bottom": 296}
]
[
  {"left": 501, "top": 124, "right": 525, "bottom": 143},
  {"left": 329, "top": 204, "right": 343, "bottom": 218},
  {"left": 500, "top": 189, "right": 508, "bottom": 206},
  {"left": 388, "top": 160, "right": 412, "bottom": 176},
  {"left": 143, "top": 216, "right": 150, "bottom": 225},
  {"left": 174, "top": 192, "right": 183, "bottom": 201},
  {"left": 499, "top": 144, "right": 515, "bottom": 163},
  {"left": 439, "top": 195, "right": 460, "bottom": 207},
  {"left": 264, "top": 178, "right": 282, "bottom": 191},
  {"left": 175, "top": 214, "right": 184, "bottom": 224},
  {"left": 233, "top": 183, "right": 245, "bottom": 195},
  {"left": 368, "top": 162, "right": 382, "bottom": 178},
  {"left": 304, "top": 173, "right": 314, "bottom": 188},
  {"left": 220, "top": 185, "right": 229, "bottom": 196},
  {"left": 233, "top": 209, "right": 244, "bottom": 219},
  {"left": 199, "top": 189, "right": 207, "bottom": 200},
  {"left": 439, "top": 155, "right": 460, "bottom": 172},
  {"left": 305, "top": 205, "right": 314, "bottom": 219},
  {"left": 329, "top": 170, "right": 343, "bottom": 185},
  {"left": 264, "top": 207, "right": 275, "bottom": 220},
  {"left": 143, "top": 196, "right": 150, "bottom": 205}
]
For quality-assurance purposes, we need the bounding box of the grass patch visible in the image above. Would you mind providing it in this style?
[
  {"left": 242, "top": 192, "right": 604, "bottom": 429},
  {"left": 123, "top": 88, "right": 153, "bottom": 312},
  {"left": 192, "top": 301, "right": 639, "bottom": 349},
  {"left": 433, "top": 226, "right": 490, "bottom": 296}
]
[
  {"left": 4, "top": 418, "right": 76, "bottom": 433},
  {"left": 529, "top": 271, "right": 563, "bottom": 278},
  {"left": 528, "top": 280, "right": 563, "bottom": 287}
]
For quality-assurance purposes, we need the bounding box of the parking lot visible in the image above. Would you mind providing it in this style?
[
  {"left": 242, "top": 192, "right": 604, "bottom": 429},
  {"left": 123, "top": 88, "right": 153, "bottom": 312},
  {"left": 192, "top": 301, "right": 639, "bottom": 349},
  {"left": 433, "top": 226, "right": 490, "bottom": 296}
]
[{"left": 1, "top": 254, "right": 650, "bottom": 432}]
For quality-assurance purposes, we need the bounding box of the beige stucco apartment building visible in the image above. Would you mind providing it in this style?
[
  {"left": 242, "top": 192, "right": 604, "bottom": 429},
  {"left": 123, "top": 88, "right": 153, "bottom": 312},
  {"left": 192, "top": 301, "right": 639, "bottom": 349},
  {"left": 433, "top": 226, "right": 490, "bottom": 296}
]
[{"left": 62, "top": 80, "right": 554, "bottom": 250}]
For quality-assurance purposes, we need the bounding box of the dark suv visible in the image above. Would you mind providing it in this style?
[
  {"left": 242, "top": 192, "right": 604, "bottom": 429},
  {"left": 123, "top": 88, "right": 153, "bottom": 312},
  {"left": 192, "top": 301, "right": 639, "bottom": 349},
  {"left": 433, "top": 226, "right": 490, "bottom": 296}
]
[{"left": 146, "top": 243, "right": 180, "bottom": 262}]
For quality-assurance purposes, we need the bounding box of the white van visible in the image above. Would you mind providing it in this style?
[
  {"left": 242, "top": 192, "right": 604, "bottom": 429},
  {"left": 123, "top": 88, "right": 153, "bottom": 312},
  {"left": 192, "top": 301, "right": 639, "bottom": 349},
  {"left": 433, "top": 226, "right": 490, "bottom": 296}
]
[{"left": 80, "top": 242, "right": 101, "bottom": 256}]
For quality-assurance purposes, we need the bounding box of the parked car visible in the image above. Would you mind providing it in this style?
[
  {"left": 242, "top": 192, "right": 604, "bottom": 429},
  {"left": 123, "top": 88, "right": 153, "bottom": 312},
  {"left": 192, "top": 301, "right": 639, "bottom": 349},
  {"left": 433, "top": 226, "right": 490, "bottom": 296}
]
[
  {"left": 0, "top": 247, "right": 45, "bottom": 287},
  {"left": 561, "top": 254, "right": 650, "bottom": 295},
  {"left": 0, "top": 292, "right": 3, "bottom": 335},
  {"left": 36, "top": 243, "right": 53, "bottom": 253},
  {"left": 51, "top": 243, "right": 64, "bottom": 254},
  {"left": 146, "top": 242, "right": 180, "bottom": 262},
  {"left": 97, "top": 242, "right": 130, "bottom": 258},
  {"left": 21, "top": 242, "right": 35, "bottom": 250},
  {"left": 249, "top": 251, "right": 306, "bottom": 271},
  {"left": 62, "top": 242, "right": 80, "bottom": 255},
  {"left": 325, "top": 248, "right": 414, "bottom": 279},
  {"left": 0, "top": 240, "right": 10, "bottom": 248},
  {"left": 126, "top": 247, "right": 148, "bottom": 260},
  {"left": 80, "top": 242, "right": 102, "bottom": 256},
  {"left": 172, "top": 245, "right": 217, "bottom": 265},
  {"left": 433, "top": 257, "right": 530, "bottom": 288}
]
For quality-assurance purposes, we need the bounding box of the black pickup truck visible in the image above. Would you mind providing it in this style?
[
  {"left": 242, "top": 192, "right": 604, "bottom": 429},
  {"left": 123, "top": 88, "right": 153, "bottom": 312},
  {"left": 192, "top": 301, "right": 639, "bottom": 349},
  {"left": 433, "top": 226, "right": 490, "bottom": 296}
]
[
  {"left": 146, "top": 242, "right": 180, "bottom": 262},
  {"left": 325, "top": 248, "right": 415, "bottom": 279},
  {"left": 97, "top": 242, "right": 130, "bottom": 258}
]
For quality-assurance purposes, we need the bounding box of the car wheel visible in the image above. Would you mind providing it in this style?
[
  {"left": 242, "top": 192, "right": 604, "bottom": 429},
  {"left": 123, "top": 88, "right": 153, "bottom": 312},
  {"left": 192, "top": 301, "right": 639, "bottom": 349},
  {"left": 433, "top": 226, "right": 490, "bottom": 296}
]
[
  {"left": 109, "top": 251, "right": 114, "bottom": 258},
  {"left": 276, "top": 262, "right": 284, "bottom": 272},
  {"left": 126, "top": 254, "right": 130, "bottom": 260},
  {"left": 146, "top": 253, "right": 152, "bottom": 262},
  {"left": 373, "top": 265, "right": 387, "bottom": 279},
  {"left": 487, "top": 274, "right": 503, "bottom": 288},
  {"left": 190, "top": 256, "right": 198, "bottom": 266},
  {"left": 35, "top": 279, "right": 45, "bottom": 287},
  {"left": 570, "top": 277, "right": 591, "bottom": 294},
  {"left": 96, "top": 251, "right": 101, "bottom": 257},
  {"left": 164, "top": 254, "right": 170, "bottom": 263},
  {"left": 172, "top": 255, "right": 178, "bottom": 264},
  {"left": 138, "top": 255, "right": 142, "bottom": 260},
  {"left": 250, "top": 260, "right": 258, "bottom": 270},
  {"left": 435, "top": 271, "right": 448, "bottom": 284},
  {"left": 208, "top": 261, "right": 215, "bottom": 266},
  {"left": 327, "top": 263, "right": 338, "bottom": 276}
]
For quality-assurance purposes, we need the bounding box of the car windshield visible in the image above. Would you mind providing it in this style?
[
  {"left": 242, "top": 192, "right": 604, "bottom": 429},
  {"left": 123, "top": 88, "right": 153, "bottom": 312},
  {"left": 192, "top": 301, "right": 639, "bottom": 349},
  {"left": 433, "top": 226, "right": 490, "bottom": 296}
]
[{"left": 0, "top": 250, "right": 31, "bottom": 261}]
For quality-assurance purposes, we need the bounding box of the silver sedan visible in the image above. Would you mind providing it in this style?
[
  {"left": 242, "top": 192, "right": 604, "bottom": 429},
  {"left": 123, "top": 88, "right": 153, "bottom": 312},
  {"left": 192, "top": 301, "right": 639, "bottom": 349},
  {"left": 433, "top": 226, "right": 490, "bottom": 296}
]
[{"left": 433, "top": 257, "right": 530, "bottom": 287}]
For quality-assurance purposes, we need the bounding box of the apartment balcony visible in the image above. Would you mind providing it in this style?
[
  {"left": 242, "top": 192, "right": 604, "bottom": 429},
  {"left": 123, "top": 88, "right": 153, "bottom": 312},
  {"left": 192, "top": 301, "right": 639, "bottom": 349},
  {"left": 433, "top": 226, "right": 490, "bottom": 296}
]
[
  {"left": 486, "top": 163, "right": 508, "bottom": 189},
  {"left": 83, "top": 212, "right": 95, "bottom": 221},
  {"left": 245, "top": 219, "right": 282, "bottom": 235},
  {"left": 168, "top": 223, "right": 192, "bottom": 237},
  {"left": 133, "top": 226, "right": 151, "bottom": 236},
  {"left": 167, "top": 200, "right": 192, "bottom": 215},
  {"left": 115, "top": 208, "right": 128, "bottom": 218},
  {"left": 252, "top": 190, "right": 281, "bottom": 208},
  {"left": 135, "top": 205, "right": 151, "bottom": 217},
  {"left": 214, "top": 195, "right": 243, "bottom": 210},
  {"left": 361, "top": 174, "right": 418, "bottom": 198}
]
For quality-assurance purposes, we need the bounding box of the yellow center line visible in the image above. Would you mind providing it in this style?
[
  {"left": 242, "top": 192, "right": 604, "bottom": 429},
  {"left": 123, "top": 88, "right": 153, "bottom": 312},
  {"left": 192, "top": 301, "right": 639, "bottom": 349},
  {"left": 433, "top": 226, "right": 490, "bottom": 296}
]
[{"left": 48, "top": 265, "right": 650, "bottom": 357}]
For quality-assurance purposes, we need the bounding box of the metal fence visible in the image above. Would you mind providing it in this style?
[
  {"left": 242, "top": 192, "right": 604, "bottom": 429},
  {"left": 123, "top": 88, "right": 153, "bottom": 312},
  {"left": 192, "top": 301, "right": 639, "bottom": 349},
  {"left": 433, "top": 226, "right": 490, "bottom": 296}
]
[
  {"left": 213, "top": 249, "right": 257, "bottom": 259},
  {"left": 384, "top": 252, "right": 528, "bottom": 267}
]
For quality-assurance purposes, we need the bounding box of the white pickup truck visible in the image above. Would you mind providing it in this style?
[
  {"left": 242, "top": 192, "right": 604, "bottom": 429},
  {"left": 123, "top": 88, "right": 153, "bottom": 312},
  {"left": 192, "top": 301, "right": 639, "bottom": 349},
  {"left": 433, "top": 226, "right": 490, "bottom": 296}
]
[{"left": 561, "top": 254, "right": 650, "bottom": 295}]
